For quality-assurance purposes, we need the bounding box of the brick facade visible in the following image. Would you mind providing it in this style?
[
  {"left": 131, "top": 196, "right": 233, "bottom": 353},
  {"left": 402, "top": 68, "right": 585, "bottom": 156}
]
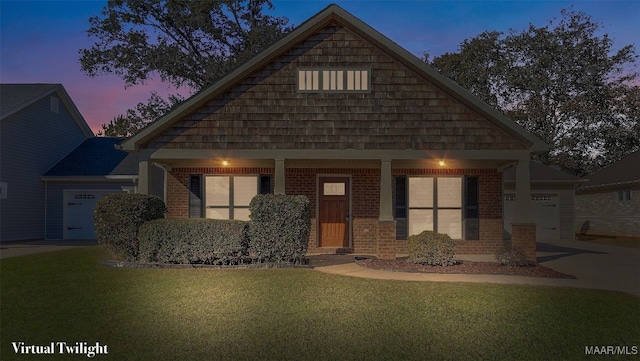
[
  {"left": 511, "top": 223, "right": 537, "bottom": 263},
  {"left": 576, "top": 186, "right": 640, "bottom": 238},
  {"left": 165, "top": 166, "right": 506, "bottom": 257}
]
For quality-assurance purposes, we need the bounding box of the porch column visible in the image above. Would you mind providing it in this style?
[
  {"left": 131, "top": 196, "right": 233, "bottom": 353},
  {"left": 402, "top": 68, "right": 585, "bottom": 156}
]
[
  {"left": 274, "top": 159, "right": 285, "bottom": 195},
  {"left": 512, "top": 159, "right": 537, "bottom": 263},
  {"left": 138, "top": 161, "right": 152, "bottom": 195},
  {"left": 377, "top": 159, "right": 396, "bottom": 260}
]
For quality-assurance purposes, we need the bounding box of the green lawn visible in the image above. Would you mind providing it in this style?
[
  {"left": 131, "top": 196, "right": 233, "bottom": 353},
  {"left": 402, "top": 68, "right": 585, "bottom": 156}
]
[{"left": 1, "top": 247, "right": 639, "bottom": 361}]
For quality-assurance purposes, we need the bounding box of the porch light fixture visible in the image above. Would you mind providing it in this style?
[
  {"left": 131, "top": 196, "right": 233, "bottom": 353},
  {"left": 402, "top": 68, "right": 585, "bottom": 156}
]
[
  {"left": 222, "top": 160, "right": 229, "bottom": 166},
  {"left": 438, "top": 160, "right": 446, "bottom": 167}
]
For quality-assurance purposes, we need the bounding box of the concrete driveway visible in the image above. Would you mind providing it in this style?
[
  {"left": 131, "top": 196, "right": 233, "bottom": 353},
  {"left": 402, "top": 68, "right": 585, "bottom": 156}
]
[
  {"left": 0, "top": 239, "right": 98, "bottom": 259},
  {"left": 536, "top": 239, "right": 640, "bottom": 297}
]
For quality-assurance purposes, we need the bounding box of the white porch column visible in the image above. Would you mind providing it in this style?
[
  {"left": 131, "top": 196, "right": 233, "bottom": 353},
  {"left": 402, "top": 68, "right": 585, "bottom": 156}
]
[
  {"left": 274, "top": 159, "right": 285, "bottom": 195},
  {"left": 138, "top": 161, "right": 152, "bottom": 195},
  {"left": 514, "top": 160, "right": 533, "bottom": 223},
  {"left": 379, "top": 159, "right": 393, "bottom": 221}
]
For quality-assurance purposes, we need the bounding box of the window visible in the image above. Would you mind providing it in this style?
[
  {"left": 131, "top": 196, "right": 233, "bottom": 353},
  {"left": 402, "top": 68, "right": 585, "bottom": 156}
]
[
  {"left": 188, "top": 175, "right": 272, "bottom": 220},
  {"left": 408, "top": 177, "right": 462, "bottom": 239},
  {"left": 204, "top": 176, "right": 257, "bottom": 221},
  {"left": 298, "top": 68, "right": 369, "bottom": 92},
  {"left": 617, "top": 190, "right": 631, "bottom": 202},
  {"left": 50, "top": 96, "right": 59, "bottom": 113}
]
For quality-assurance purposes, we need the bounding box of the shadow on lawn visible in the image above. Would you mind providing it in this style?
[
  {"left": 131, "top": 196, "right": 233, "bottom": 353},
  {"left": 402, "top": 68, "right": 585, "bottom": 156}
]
[{"left": 536, "top": 242, "right": 606, "bottom": 263}]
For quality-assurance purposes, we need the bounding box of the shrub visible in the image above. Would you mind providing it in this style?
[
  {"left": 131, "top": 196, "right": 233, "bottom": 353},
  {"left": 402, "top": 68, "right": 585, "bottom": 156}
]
[
  {"left": 138, "top": 219, "right": 249, "bottom": 265},
  {"left": 94, "top": 194, "right": 167, "bottom": 261},
  {"left": 495, "top": 245, "right": 534, "bottom": 267},
  {"left": 248, "top": 194, "right": 311, "bottom": 263},
  {"left": 407, "top": 230, "right": 456, "bottom": 266}
]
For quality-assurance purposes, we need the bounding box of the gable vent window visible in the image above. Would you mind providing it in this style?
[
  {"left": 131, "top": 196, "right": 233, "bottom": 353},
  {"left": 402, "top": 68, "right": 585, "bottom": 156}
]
[{"left": 298, "top": 68, "right": 370, "bottom": 92}]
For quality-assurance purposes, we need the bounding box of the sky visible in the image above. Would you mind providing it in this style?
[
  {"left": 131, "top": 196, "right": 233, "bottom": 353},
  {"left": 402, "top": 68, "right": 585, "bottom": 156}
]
[{"left": 1, "top": 0, "right": 639, "bottom": 134}]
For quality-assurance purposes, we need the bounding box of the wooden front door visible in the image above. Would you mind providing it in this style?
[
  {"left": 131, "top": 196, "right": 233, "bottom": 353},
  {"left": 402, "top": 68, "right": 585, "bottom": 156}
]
[{"left": 318, "top": 177, "right": 350, "bottom": 247}]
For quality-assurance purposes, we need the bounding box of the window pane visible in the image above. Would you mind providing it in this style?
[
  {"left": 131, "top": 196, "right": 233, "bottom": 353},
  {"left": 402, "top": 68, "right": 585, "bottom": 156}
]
[
  {"left": 312, "top": 71, "right": 319, "bottom": 90},
  {"left": 409, "top": 177, "right": 433, "bottom": 207},
  {"left": 354, "top": 70, "right": 361, "bottom": 90},
  {"left": 298, "top": 70, "right": 306, "bottom": 90},
  {"left": 337, "top": 71, "right": 344, "bottom": 90},
  {"left": 322, "top": 70, "right": 330, "bottom": 90},
  {"left": 438, "top": 209, "right": 462, "bottom": 239},
  {"left": 438, "top": 177, "right": 461, "bottom": 207},
  {"left": 206, "top": 176, "right": 229, "bottom": 206},
  {"left": 234, "top": 208, "right": 251, "bottom": 221},
  {"left": 361, "top": 70, "right": 368, "bottom": 90},
  {"left": 206, "top": 208, "right": 229, "bottom": 220},
  {"left": 347, "top": 70, "right": 354, "bottom": 90},
  {"left": 234, "top": 176, "right": 258, "bottom": 206},
  {"left": 408, "top": 209, "right": 433, "bottom": 237}
]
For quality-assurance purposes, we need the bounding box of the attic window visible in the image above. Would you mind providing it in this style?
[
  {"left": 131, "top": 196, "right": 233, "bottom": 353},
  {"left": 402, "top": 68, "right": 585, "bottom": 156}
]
[{"left": 297, "top": 68, "right": 370, "bottom": 92}]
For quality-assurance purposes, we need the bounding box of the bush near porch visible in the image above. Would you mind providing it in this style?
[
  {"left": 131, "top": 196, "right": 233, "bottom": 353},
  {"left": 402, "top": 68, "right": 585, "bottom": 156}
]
[
  {"left": 138, "top": 219, "right": 249, "bottom": 265},
  {"left": 96, "top": 193, "right": 311, "bottom": 264},
  {"left": 408, "top": 230, "right": 456, "bottom": 266},
  {"left": 94, "top": 194, "right": 167, "bottom": 261},
  {"left": 248, "top": 194, "right": 311, "bottom": 264}
]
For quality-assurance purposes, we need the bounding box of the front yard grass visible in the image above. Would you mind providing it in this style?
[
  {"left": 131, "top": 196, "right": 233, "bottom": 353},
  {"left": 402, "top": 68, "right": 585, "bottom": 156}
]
[{"left": 1, "top": 247, "right": 639, "bottom": 360}]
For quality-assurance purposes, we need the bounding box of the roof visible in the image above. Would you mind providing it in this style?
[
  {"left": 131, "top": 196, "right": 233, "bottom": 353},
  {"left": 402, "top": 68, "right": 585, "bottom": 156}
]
[
  {"left": 0, "top": 83, "right": 94, "bottom": 137},
  {"left": 43, "top": 137, "right": 138, "bottom": 178},
  {"left": 580, "top": 151, "right": 640, "bottom": 189},
  {"left": 504, "top": 162, "right": 582, "bottom": 184},
  {"left": 119, "top": 4, "right": 548, "bottom": 153}
]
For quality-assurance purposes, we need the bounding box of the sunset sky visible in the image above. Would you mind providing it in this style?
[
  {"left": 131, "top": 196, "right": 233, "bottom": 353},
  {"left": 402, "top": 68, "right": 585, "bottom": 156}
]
[{"left": 1, "top": 0, "right": 638, "bottom": 134}]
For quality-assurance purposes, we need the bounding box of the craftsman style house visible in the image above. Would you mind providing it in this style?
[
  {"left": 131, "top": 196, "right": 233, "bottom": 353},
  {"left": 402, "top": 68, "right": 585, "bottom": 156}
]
[{"left": 120, "top": 4, "right": 547, "bottom": 260}]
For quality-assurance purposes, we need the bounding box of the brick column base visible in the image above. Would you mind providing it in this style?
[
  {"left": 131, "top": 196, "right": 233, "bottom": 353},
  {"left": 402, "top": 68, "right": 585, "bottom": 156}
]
[
  {"left": 376, "top": 221, "right": 397, "bottom": 260},
  {"left": 511, "top": 223, "right": 537, "bottom": 264}
]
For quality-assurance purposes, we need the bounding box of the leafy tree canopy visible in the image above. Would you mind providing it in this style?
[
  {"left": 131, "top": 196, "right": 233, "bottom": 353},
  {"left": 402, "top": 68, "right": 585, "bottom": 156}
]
[
  {"left": 81, "top": 0, "right": 291, "bottom": 135},
  {"left": 426, "top": 9, "right": 638, "bottom": 175}
]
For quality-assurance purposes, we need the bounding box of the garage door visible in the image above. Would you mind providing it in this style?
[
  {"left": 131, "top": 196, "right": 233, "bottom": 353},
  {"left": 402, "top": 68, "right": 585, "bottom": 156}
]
[
  {"left": 64, "top": 190, "right": 125, "bottom": 239},
  {"left": 504, "top": 194, "right": 560, "bottom": 242}
]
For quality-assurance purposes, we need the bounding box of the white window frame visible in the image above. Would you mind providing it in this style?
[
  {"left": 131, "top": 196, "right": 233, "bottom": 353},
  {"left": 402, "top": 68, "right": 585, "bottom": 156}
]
[
  {"left": 408, "top": 176, "right": 463, "bottom": 239},
  {"left": 204, "top": 175, "right": 259, "bottom": 220},
  {"left": 297, "top": 67, "right": 370, "bottom": 93}
]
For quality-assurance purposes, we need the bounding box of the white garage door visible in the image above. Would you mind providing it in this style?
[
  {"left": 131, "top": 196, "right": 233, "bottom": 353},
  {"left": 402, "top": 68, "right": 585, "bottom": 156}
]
[
  {"left": 64, "top": 190, "right": 125, "bottom": 240},
  {"left": 504, "top": 194, "right": 560, "bottom": 242}
]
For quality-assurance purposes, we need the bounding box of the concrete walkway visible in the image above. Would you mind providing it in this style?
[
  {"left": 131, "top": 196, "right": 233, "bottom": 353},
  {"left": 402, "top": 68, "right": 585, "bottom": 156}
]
[{"left": 2, "top": 238, "right": 638, "bottom": 297}]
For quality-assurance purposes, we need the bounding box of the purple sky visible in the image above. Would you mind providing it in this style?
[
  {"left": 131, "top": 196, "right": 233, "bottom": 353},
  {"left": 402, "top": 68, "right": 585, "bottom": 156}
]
[{"left": 1, "top": 0, "right": 638, "bottom": 134}]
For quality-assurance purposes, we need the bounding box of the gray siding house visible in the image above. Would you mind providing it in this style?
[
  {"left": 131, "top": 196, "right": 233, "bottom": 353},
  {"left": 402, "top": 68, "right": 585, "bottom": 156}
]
[
  {"left": 576, "top": 151, "right": 640, "bottom": 238},
  {"left": 42, "top": 137, "right": 164, "bottom": 240},
  {"left": 1, "top": 84, "right": 93, "bottom": 241}
]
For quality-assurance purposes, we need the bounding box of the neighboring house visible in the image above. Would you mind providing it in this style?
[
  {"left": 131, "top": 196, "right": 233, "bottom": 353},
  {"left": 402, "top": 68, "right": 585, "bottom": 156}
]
[
  {"left": 41, "top": 137, "right": 164, "bottom": 240},
  {"left": 503, "top": 162, "right": 584, "bottom": 242},
  {"left": 576, "top": 151, "right": 640, "bottom": 238},
  {"left": 0, "top": 84, "right": 93, "bottom": 242},
  {"left": 119, "top": 5, "right": 548, "bottom": 260}
]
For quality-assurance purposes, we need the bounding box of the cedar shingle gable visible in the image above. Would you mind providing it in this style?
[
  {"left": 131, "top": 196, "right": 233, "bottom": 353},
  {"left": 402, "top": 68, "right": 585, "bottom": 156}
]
[{"left": 145, "top": 24, "right": 526, "bottom": 151}]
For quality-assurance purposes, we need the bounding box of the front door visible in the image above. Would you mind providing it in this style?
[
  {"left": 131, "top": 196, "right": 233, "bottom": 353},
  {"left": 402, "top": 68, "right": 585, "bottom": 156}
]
[{"left": 318, "top": 177, "right": 350, "bottom": 247}]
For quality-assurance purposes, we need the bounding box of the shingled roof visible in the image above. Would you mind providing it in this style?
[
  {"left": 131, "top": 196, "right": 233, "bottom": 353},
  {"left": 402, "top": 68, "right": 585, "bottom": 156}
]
[
  {"left": 43, "top": 137, "right": 138, "bottom": 178},
  {"left": 579, "top": 151, "right": 640, "bottom": 190}
]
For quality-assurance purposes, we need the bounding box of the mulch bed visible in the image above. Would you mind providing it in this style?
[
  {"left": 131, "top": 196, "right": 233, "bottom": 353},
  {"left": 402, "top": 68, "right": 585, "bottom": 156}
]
[{"left": 355, "top": 258, "right": 576, "bottom": 279}]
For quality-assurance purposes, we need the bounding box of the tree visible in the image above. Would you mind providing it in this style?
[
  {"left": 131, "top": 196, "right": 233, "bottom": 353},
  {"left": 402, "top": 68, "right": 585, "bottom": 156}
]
[
  {"left": 426, "top": 9, "right": 638, "bottom": 175},
  {"left": 98, "top": 92, "right": 184, "bottom": 137},
  {"left": 81, "top": 0, "right": 291, "bottom": 134}
]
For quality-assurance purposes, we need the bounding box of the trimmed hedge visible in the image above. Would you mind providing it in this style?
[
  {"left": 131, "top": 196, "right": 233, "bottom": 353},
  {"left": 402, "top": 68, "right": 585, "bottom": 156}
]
[
  {"left": 248, "top": 194, "right": 311, "bottom": 263},
  {"left": 138, "top": 219, "right": 249, "bottom": 265},
  {"left": 408, "top": 230, "right": 456, "bottom": 266},
  {"left": 495, "top": 245, "right": 534, "bottom": 267},
  {"left": 94, "top": 194, "right": 167, "bottom": 261}
]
